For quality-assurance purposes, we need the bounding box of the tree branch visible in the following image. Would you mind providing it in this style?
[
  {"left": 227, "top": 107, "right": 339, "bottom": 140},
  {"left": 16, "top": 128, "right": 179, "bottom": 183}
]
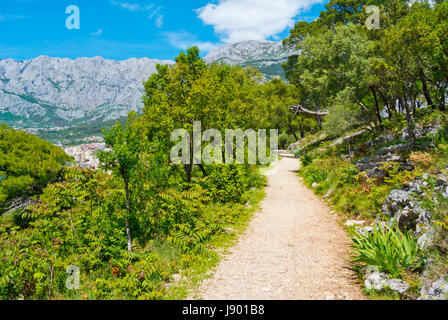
[{"left": 290, "top": 104, "right": 330, "bottom": 116}]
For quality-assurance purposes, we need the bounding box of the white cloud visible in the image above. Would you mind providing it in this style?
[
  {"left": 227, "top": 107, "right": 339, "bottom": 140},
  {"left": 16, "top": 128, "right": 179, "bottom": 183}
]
[
  {"left": 110, "top": 1, "right": 164, "bottom": 24},
  {"left": 148, "top": 6, "right": 162, "bottom": 19},
  {"left": 155, "top": 15, "right": 164, "bottom": 28},
  {"left": 90, "top": 29, "right": 103, "bottom": 36},
  {"left": 110, "top": 1, "right": 154, "bottom": 12},
  {"left": 0, "top": 14, "right": 27, "bottom": 22},
  {"left": 163, "top": 31, "right": 220, "bottom": 54},
  {"left": 197, "top": 0, "right": 324, "bottom": 43}
]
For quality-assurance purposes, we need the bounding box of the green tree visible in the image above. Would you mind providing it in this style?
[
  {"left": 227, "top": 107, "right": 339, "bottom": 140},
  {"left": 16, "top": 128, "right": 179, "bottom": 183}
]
[
  {"left": 142, "top": 47, "right": 265, "bottom": 183},
  {"left": 285, "top": 23, "right": 380, "bottom": 133},
  {"left": 97, "top": 112, "right": 142, "bottom": 252}
]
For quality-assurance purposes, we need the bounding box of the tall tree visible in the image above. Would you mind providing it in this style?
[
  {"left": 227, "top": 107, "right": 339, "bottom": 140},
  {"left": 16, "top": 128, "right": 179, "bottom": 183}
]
[
  {"left": 97, "top": 112, "right": 142, "bottom": 252},
  {"left": 142, "top": 47, "right": 265, "bottom": 183}
]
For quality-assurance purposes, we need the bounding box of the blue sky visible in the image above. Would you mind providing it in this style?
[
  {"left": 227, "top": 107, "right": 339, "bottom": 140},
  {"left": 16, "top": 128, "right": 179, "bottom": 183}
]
[{"left": 0, "top": 0, "right": 328, "bottom": 61}]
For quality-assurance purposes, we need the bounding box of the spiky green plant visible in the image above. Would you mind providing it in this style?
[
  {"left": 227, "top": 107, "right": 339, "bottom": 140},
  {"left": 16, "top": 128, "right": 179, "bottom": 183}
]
[{"left": 351, "top": 222, "right": 425, "bottom": 278}]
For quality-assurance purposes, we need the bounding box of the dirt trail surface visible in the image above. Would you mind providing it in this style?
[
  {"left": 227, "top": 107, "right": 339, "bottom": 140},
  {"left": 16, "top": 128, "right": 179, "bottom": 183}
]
[{"left": 190, "top": 151, "right": 365, "bottom": 300}]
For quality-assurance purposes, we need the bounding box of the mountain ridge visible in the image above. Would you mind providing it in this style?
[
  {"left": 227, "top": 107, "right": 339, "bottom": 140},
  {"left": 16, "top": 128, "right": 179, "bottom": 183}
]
[
  {"left": 204, "top": 40, "right": 298, "bottom": 81},
  {"left": 0, "top": 40, "right": 298, "bottom": 135}
]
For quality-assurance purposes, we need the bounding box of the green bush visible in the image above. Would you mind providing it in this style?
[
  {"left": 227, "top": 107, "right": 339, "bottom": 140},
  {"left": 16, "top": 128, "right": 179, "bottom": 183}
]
[
  {"left": 351, "top": 223, "right": 425, "bottom": 278},
  {"left": 278, "top": 131, "right": 296, "bottom": 149},
  {"left": 203, "top": 165, "right": 250, "bottom": 204},
  {"left": 300, "top": 153, "right": 313, "bottom": 167},
  {"left": 0, "top": 124, "right": 71, "bottom": 209}
]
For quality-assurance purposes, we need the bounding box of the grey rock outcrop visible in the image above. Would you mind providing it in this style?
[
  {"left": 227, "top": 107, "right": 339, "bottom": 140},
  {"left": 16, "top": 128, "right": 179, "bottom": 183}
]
[
  {"left": 364, "top": 272, "right": 410, "bottom": 294},
  {"left": 365, "top": 272, "right": 390, "bottom": 290},
  {"left": 419, "top": 277, "right": 448, "bottom": 300},
  {"left": 387, "top": 279, "right": 410, "bottom": 294},
  {"left": 356, "top": 152, "right": 414, "bottom": 178},
  {"left": 383, "top": 173, "right": 448, "bottom": 231},
  {"left": 402, "top": 124, "right": 442, "bottom": 141}
]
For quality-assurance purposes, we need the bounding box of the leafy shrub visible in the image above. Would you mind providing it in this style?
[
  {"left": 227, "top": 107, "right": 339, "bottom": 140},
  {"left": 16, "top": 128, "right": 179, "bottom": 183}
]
[
  {"left": 0, "top": 124, "right": 71, "bottom": 209},
  {"left": 203, "top": 165, "right": 250, "bottom": 203},
  {"left": 351, "top": 223, "right": 425, "bottom": 278},
  {"left": 322, "top": 103, "right": 363, "bottom": 138},
  {"left": 300, "top": 153, "right": 313, "bottom": 167},
  {"left": 278, "top": 131, "right": 296, "bottom": 149},
  {"left": 302, "top": 166, "right": 327, "bottom": 184}
]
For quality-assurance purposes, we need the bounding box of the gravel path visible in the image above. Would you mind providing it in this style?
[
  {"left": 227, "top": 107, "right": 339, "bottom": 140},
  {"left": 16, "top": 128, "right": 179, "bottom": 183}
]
[{"left": 190, "top": 151, "right": 365, "bottom": 300}]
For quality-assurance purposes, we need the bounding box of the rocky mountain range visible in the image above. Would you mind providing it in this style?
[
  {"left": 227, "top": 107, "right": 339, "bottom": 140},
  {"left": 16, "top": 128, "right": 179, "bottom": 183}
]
[
  {"left": 0, "top": 56, "right": 173, "bottom": 130},
  {"left": 0, "top": 40, "right": 298, "bottom": 133},
  {"left": 204, "top": 40, "right": 299, "bottom": 81}
]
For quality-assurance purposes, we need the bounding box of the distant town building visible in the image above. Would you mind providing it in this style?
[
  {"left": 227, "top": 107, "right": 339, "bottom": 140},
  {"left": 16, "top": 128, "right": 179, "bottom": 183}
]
[{"left": 64, "top": 143, "right": 105, "bottom": 169}]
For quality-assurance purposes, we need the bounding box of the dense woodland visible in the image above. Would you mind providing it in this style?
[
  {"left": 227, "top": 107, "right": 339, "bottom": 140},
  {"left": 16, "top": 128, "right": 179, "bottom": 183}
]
[{"left": 1, "top": 0, "right": 448, "bottom": 300}]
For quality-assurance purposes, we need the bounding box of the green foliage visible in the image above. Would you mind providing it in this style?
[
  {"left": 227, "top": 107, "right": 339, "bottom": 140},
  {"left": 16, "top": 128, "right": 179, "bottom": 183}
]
[
  {"left": 204, "top": 166, "right": 251, "bottom": 204},
  {"left": 351, "top": 223, "right": 425, "bottom": 278},
  {"left": 278, "top": 131, "right": 296, "bottom": 149},
  {"left": 0, "top": 47, "right": 269, "bottom": 300},
  {"left": 0, "top": 124, "right": 71, "bottom": 209},
  {"left": 300, "top": 153, "right": 313, "bottom": 167},
  {"left": 323, "top": 103, "right": 363, "bottom": 138}
]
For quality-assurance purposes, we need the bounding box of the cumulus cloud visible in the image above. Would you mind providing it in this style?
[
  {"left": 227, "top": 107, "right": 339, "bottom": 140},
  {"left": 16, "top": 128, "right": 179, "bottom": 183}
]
[
  {"left": 196, "top": 0, "right": 324, "bottom": 43},
  {"left": 163, "top": 31, "right": 220, "bottom": 54}
]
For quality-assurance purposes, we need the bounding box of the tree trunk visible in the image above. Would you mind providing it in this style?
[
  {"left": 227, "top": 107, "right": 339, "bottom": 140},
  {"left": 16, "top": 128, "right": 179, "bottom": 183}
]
[
  {"left": 124, "top": 177, "right": 132, "bottom": 252},
  {"left": 419, "top": 68, "right": 434, "bottom": 110},
  {"left": 299, "top": 122, "right": 305, "bottom": 139},
  {"left": 198, "top": 164, "right": 207, "bottom": 177},
  {"left": 378, "top": 90, "right": 393, "bottom": 120},
  {"left": 402, "top": 97, "right": 415, "bottom": 146},
  {"left": 287, "top": 123, "right": 299, "bottom": 141},
  {"left": 387, "top": 106, "right": 393, "bottom": 121},
  {"left": 291, "top": 105, "right": 329, "bottom": 116},
  {"left": 370, "top": 86, "right": 383, "bottom": 129},
  {"left": 317, "top": 106, "right": 322, "bottom": 130},
  {"left": 183, "top": 164, "right": 192, "bottom": 184}
]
